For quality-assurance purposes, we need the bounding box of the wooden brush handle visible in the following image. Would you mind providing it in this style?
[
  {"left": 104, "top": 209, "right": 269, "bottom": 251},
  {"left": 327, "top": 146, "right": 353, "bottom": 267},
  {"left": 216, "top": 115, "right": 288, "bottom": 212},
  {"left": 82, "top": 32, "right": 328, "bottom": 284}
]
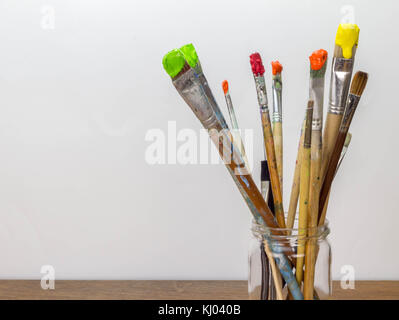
[
  {"left": 261, "top": 112, "right": 286, "bottom": 229},
  {"left": 303, "top": 130, "right": 322, "bottom": 299},
  {"left": 296, "top": 104, "right": 312, "bottom": 285},
  {"left": 319, "top": 130, "right": 347, "bottom": 219},
  {"left": 320, "top": 113, "right": 343, "bottom": 181},
  {"left": 287, "top": 120, "right": 305, "bottom": 229},
  {"left": 273, "top": 122, "right": 283, "bottom": 196},
  {"left": 318, "top": 190, "right": 330, "bottom": 226},
  {"left": 296, "top": 145, "right": 310, "bottom": 284}
]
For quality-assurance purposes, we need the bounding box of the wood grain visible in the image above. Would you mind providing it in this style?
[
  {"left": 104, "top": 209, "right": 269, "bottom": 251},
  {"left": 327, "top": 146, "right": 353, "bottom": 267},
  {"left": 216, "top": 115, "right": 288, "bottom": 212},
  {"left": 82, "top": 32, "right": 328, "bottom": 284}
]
[{"left": 0, "top": 280, "right": 397, "bottom": 300}]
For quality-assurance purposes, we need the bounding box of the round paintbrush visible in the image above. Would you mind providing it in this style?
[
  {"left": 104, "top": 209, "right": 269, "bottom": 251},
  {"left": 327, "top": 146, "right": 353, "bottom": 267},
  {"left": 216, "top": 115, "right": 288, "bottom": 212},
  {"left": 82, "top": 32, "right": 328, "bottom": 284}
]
[
  {"left": 271, "top": 61, "right": 283, "bottom": 194},
  {"left": 318, "top": 71, "right": 368, "bottom": 224},
  {"left": 250, "top": 53, "right": 286, "bottom": 229},
  {"left": 222, "top": 80, "right": 249, "bottom": 169}
]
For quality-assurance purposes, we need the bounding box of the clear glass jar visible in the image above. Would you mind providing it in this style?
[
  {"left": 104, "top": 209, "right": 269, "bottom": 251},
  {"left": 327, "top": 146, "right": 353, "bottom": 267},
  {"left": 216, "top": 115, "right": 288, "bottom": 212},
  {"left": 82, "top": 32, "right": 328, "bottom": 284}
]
[{"left": 248, "top": 218, "right": 331, "bottom": 300}]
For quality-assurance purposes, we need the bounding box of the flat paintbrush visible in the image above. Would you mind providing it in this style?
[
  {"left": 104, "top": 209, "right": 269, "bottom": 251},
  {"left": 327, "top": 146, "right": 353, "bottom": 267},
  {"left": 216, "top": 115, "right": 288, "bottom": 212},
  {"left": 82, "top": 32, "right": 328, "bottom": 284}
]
[
  {"left": 271, "top": 61, "right": 283, "bottom": 193},
  {"left": 296, "top": 100, "right": 313, "bottom": 285},
  {"left": 303, "top": 49, "right": 328, "bottom": 299},
  {"left": 163, "top": 48, "right": 303, "bottom": 299},
  {"left": 250, "top": 53, "right": 286, "bottom": 229},
  {"left": 319, "top": 71, "right": 368, "bottom": 223},
  {"left": 320, "top": 24, "right": 360, "bottom": 186}
]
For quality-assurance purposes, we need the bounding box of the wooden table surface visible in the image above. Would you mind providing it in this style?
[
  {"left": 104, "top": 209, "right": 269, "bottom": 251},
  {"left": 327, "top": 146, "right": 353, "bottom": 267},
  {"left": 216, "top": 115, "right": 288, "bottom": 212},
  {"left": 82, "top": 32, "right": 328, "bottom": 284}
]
[{"left": 0, "top": 280, "right": 398, "bottom": 300}]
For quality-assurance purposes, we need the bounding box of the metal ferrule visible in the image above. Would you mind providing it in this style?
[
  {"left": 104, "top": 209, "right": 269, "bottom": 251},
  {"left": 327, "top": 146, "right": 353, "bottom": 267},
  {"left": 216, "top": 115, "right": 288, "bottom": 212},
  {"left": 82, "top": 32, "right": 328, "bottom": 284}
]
[
  {"left": 254, "top": 75, "right": 268, "bottom": 112},
  {"left": 173, "top": 68, "right": 246, "bottom": 170},
  {"left": 194, "top": 63, "right": 229, "bottom": 129},
  {"left": 173, "top": 68, "right": 220, "bottom": 130},
  {"left": 309, "top": 76, "right": 325, "bottom": 131},
  {"left": 340, "top": 93, "right": 360, "bottom": 131},
  {"left": 328, "top": 57, "right": 354, "bottom": 115},
  {"left": 224, "top": 93, "right": 239, "bottom": 131},
  {"left": 272, "top": 75, "right": 282, "bottom": 123},
  {"left": 303, "top": 107, "right": 313, "bottom": 148}
]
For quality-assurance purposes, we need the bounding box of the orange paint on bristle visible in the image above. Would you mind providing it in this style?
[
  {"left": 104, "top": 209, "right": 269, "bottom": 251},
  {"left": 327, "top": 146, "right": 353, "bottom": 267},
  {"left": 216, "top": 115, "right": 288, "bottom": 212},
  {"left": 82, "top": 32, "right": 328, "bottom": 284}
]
[
  {"left": 222, "top": 80, "right": 229, "bottom": 95},
  {"left": 309, "top": 49, "right": 328, "bottom": 71},
  {"left": 271, "top": 61, "right": 283, "bottom": 75}
]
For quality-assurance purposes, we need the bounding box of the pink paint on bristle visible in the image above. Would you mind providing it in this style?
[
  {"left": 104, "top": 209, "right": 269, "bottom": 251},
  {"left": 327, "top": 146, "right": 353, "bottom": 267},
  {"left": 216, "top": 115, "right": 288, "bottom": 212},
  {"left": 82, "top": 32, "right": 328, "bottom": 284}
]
[{"left": 250, "top": 53, "right": 265, "bottom": 76}]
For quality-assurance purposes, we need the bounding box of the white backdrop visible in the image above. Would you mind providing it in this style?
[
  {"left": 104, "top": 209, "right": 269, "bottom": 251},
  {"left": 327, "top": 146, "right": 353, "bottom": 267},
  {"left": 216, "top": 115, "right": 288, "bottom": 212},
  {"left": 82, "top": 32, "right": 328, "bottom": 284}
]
[{"left": 0, "top": 0, "right": 398, "bottom": 280}]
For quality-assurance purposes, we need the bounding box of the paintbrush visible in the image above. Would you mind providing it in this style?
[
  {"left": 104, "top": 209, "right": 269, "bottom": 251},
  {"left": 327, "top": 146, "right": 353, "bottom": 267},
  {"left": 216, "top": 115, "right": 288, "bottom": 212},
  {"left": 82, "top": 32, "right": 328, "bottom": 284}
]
[
  {"left": 222, "top": 79, "right": 277, "bottom": 299},
  {"left": 320, "top": 24, "right": 360, "bottom": 185},
  {"left": 163, "top": 47, "right": 303, "bottom": 299},
  {"left": 222, "top": 80, "right": 250, "bottom": 169},
  {"left": 250, "top": 53, "right": 286, "bottom": 229},
  {"left": 271, "top": 61, "right": 283, "bottom": 193},
  {"left": 318, "top": 132, "right": 352, "bottom": 226},
  {"left": 296, "top": 100, "right": 313, "bottom": 285},
  {"left": 319, "top": 71, "right": 368, "bottom": 223},
  {"left": 303, "top": 49, "right": 328, "bottom": 299}
]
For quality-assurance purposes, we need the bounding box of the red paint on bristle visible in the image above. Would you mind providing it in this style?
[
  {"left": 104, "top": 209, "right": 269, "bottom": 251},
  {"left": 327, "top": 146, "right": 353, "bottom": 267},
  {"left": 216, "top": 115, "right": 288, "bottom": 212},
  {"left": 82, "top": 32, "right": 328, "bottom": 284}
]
[
  {"left": 250, "top": 53, "right": 265, "bottom": 76},
  {"left": 271, "top": 61, "right": 283, "bottom": 75}
]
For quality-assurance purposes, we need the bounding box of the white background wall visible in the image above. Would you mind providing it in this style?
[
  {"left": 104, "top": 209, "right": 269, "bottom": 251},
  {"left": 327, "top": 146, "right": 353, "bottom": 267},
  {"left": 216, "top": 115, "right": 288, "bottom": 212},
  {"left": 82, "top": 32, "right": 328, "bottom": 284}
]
[{"left": 0, "top": 0, "right": 397, "bottom": 280}]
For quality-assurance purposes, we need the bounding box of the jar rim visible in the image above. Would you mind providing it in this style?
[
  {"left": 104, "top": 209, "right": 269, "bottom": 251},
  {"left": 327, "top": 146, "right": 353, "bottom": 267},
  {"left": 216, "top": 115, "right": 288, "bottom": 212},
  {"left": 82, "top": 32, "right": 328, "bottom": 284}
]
[{"left": 251, "top": 218, "right": 330, "bottom": 241}]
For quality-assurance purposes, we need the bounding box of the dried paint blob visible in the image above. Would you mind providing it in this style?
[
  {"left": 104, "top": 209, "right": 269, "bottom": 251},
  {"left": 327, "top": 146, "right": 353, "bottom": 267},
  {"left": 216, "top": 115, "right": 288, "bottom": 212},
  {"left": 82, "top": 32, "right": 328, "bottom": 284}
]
[
  {"left": 335, "top": 24, "right": 360, "bottom": 59},
  {"left": 309, "top": 49, "right": 328, "bottom": 70},
  {"left": 250, "top": 53, "right": 265, "bottom": 76},
  {"left": 162, "top": 49, "right": 186, "bottom": 78},
  {"left": 179, "top": 43, "right": 199, "bottom": 68},
  {"left": 222, "top": 80, "right": 229, "bottom": 94},
  {"left": 271, "top": 61, "right": 283, "bottom": 75}
]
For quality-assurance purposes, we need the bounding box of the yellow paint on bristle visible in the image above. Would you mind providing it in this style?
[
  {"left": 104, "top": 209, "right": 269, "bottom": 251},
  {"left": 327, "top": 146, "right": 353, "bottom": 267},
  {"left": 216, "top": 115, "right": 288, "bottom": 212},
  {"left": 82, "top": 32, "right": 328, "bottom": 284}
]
[{"left": 335, "top": 24, "right": 360, "bottom": 59}]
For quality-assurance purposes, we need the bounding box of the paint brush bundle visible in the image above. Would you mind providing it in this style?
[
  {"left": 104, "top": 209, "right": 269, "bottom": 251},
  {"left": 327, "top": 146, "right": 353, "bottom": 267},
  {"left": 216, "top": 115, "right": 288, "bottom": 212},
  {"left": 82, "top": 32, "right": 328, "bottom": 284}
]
[{"left": 162, "top": 23, "right": 368, "bottom": 300}]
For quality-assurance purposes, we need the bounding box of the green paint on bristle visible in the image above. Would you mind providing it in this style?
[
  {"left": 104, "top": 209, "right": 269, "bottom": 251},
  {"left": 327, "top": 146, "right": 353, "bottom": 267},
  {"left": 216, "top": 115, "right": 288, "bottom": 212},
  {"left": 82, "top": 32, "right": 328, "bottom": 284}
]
[
  {"left": 310, "top": 63, "right": 327, "bottom": 78},
  {"left": 162, "top": 49, "right": 186, "bottom": 78},
  {"left": 179, "top": 43, "right": 199, "bottom": 68}
]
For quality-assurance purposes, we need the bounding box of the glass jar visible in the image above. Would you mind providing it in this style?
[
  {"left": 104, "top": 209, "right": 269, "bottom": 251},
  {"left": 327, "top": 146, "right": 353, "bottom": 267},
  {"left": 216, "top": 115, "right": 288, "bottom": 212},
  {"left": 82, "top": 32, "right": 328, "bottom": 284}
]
[{"left": 248, "top": 218, "right": 331, "bottom": 300}]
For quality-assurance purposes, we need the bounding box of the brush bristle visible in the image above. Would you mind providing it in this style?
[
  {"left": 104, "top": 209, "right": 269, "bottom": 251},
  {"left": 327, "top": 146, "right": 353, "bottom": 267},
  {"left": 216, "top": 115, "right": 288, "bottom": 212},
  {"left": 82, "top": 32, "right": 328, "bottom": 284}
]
[
  {"left": 222, "top": 80, "right": 229, "bottom": 94},
  {"left": 163, "top": 49, "right": 186, "bottom": 78},
  {"left": 350, "top": 71, "right": 368, "bottom": 96},
  {"left": 271, "top": 61, "right": 283, "bottom": 75},
  {"left": 334, "top": 24, "right": 360, "bottom": 59},
  {"left": 309, "top": 49, "right": 328, "bottom": 75},
  {"left": 179, "top": 43, "right": 199, "bottom": 68},
  {"left": 249, "top": 53, "right": 265, "bottom": 76}
]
